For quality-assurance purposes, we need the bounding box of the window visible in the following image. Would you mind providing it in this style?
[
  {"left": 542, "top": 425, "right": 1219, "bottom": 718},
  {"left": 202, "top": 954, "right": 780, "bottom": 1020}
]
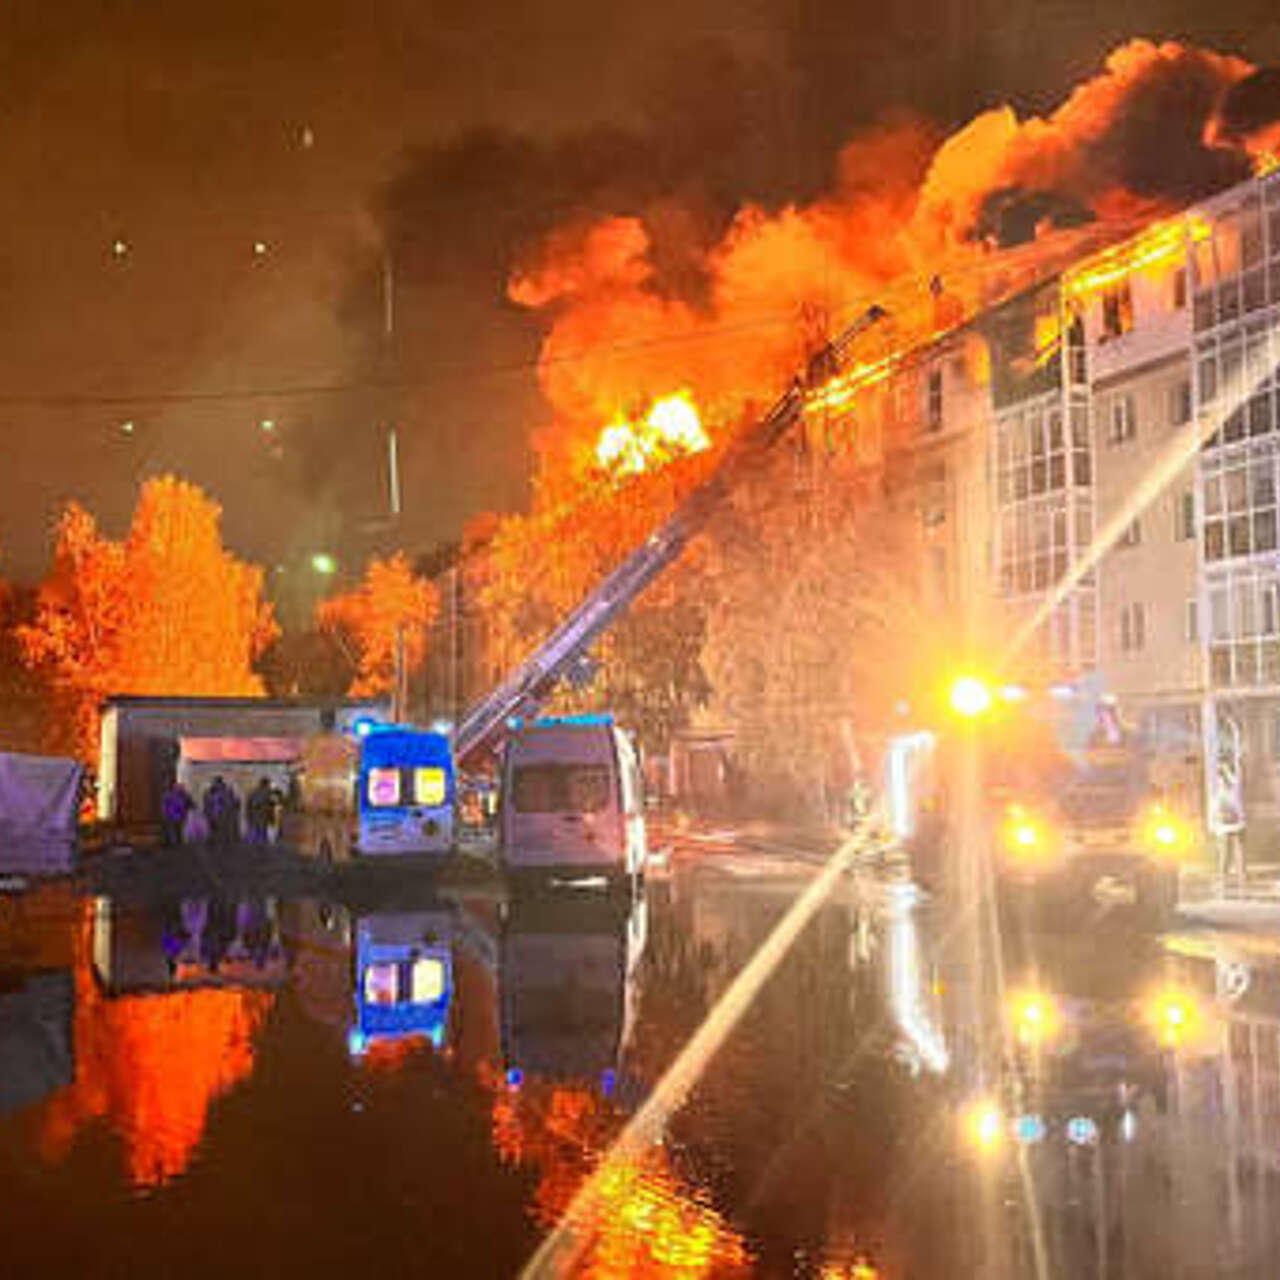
[
  {"left": 512, "top": 763, "right": 612, "bottom": 814},
  {"left": 366, "top": 767, "right": 401, "bottom": 807},
  {"left": 1186, "top": 597, "right": 1199, "bottom": 644},
  {"left": 1175, "top": 489, "right": 1196, "bottom": 541},
  {"left": 364, "top": 962, "right": 398, "bottom": 1005},
  {"left": 1118, "top": 518, "right": 1141, "bottom": 548},
  {"left": 1169, "top": 378, "right": 1192, "bottom": 426},
  {"left": 926, "top": 367, "right": 943, "bottom": 432},
  {"left": 1100, "top": 281, "right": 1134, "bottom": 340},
  {"left": 1107, "top": 394, "right": 1137, "bottom": 445},
  {"left": 1171, "top": 267, "right": 1188, "bottom": 311},
  {"left": 1119, "top": 602, "right": 1147, "bottom": 653},
  {"left": 410, "top": 957, "right": 447, "bottom": 1003},
  {"left": 414, "top": 766, "right": 447, "bottom": 807},
  {"left": 1202, "top": 453, "right": 1278, "bottom": 562},
  {"left": 1204, "top": 567, "right": 1280, "bottom": 687}
]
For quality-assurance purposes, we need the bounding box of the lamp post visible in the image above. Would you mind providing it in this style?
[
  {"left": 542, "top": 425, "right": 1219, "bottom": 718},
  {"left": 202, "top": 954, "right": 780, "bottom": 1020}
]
[{"left": 382, "top": 249, "right": 409, "bottom": 725}]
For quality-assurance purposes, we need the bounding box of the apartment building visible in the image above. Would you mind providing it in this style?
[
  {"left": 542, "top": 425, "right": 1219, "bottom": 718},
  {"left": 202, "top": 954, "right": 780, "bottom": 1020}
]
[{"left": 1188, "top": 171, "right": 1280, "bottom": 847}]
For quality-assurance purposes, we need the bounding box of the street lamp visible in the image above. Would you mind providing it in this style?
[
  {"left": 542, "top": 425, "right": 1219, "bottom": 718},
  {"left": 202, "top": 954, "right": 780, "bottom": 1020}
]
[{"left": 310, "top": 552, "right": 337, "bottom": 576}]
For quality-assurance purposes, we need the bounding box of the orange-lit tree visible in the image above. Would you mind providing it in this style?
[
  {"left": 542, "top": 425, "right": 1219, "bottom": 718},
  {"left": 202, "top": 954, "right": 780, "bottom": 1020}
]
[
  {"left": 316, "top": 552, "right": 438, "bottom": 696},
  {"left": 17, "top": 476, "right": 278, "bottom": 761}
]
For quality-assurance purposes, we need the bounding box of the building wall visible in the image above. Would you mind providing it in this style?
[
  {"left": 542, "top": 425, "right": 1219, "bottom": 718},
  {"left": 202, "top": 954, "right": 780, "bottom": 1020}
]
[
  {"left": 1092, "top": 353, "right": 1200, "bottom": 705},
  {"left": 99, "top": 697, "right": 386, "bottom": 826}
]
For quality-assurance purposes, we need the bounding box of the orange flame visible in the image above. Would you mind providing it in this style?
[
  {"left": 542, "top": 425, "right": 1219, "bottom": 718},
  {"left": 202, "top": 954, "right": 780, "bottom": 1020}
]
[
  {"left": 1063, "top": 212, "right": 1211, "bottom": 301},
  {"left": 595, "top": 391, "right": 710, "bottom": 476}
]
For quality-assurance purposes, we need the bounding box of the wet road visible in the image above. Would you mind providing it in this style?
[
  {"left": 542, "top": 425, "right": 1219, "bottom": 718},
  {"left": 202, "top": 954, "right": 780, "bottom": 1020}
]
[{"left": 2, "top": 837, "right": 1280, "bottom": 1277}]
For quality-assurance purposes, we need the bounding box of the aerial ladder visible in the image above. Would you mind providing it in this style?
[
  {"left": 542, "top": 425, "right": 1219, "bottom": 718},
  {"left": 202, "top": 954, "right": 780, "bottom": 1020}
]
[{"left": 453, "top": 303, "right": 889, "bottom": 766}]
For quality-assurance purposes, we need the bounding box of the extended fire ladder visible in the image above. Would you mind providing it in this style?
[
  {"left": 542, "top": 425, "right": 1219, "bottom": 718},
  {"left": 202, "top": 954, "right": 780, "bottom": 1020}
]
[{"left": 453, "top": 303, "right": 888, "bottom": 765}]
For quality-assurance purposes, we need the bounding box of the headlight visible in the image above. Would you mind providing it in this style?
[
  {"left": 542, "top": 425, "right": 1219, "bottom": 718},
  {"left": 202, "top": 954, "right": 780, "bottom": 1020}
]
[
  {"left": 1002, "top": 805, "right": 1051, "bottom": 860},
  {"left": 1145, "top": 988, "right": 1201, "bottom": 1049},
  {"left": 1008, "top": 989, "right": 1060, "bottom": 1047},
  {"left": 962, "top": 1100, "right": 1004, "bottom": 1152},
  {"left": 1141, "top": 805, "right": 1190, "bottom": 858}
]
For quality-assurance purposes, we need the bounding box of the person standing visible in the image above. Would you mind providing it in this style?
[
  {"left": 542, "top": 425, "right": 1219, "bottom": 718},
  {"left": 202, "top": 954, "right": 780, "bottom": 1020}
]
[
  {"left": 246, "top": 777, "right": 274, "bottom": 845},
  {"left": 203, "top": 776, "right": 234, "bottom": 848},
  {"left": 161, "top": 780, "right": 193, "bottom": 847}
]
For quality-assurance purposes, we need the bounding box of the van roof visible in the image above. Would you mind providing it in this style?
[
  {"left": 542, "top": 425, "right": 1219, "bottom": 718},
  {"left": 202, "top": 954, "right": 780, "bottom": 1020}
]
[{"left": 509, "top": 713, "right": 615, "bottom": 731}]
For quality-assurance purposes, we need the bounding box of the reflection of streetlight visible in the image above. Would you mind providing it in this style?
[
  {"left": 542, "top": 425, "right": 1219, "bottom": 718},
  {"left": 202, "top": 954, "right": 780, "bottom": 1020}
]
[{"left": 311, "top": 553, "right": 337, "bottom": 576}]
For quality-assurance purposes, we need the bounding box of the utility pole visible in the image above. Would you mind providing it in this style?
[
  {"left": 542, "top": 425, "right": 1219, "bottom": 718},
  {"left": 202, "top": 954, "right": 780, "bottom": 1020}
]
[{"left": 383, "top": 248, "right": 409, "bottom": 725}]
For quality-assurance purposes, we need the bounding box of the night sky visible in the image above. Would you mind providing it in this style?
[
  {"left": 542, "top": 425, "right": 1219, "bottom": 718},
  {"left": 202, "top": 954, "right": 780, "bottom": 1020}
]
[{"left": 2, "top": 0, "right": 1279, "bottom": 587}]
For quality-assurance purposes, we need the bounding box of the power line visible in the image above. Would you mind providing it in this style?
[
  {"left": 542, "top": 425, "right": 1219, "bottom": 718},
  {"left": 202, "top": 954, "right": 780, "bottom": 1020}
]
[{"left": 0, "top": 219, "right": 1119, "bottom": 411}]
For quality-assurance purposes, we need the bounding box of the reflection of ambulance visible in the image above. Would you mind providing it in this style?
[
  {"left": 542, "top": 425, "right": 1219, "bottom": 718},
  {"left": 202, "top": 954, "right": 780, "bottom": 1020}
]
[
  {"left": 286, "top": 724, "right": 455, "bottom": 863},
  {"left": 350, "top": 912, "right": 455, "bottom": 1055},
  {"left": 499, "top": 893, "right": 646, "bottom": 1088}
]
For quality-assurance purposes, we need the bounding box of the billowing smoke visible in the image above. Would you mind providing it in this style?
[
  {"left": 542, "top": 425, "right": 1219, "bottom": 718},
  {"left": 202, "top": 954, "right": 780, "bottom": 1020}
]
[{"left": 510, "top": 39, "right": 1278, "bottom": 481}]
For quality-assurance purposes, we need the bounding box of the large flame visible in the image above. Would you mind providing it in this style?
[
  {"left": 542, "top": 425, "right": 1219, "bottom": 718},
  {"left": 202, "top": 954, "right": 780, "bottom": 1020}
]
[
  {"left": 594, "top": 391, "right": 710, "bottom": 477},
  {"left": 511, "top": 39, "right": 1261, "bottom": 494}
]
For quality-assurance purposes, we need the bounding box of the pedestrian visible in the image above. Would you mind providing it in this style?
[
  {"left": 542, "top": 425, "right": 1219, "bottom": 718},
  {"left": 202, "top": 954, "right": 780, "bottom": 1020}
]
[
  {"left": 203, "top": 776, "right": 235, "bottom": 849},
  {"left": 161, "top": 780, "right": 194, "bottom": 847},
  {"left": 246, "top": 777, "right": 274, "bottom": 844}
]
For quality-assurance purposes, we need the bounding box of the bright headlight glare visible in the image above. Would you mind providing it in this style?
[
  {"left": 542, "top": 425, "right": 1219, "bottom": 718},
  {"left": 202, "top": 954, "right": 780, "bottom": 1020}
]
[
  {"left": 1008, "top": 990, "right": 1059, "bottom": 1045},
  {"left": 1142, "top": 805, "right": 1189, "bottom": 857}
]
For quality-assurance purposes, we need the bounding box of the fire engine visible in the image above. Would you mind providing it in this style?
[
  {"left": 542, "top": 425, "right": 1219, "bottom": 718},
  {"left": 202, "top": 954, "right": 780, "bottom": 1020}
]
[{"left": 888, "top": 675, "right": 1194, "bottom": 928}]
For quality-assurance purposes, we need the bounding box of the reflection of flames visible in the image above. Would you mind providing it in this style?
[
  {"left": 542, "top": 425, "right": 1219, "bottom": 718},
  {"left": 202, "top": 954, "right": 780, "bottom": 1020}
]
[
  {"left": 485, "top": 1068, "right": 751, "bottom": 1274},
  {"left": 39, "top": 904, "right": 272, "bottom": 1189},
  {"left": 595, "top": 392, "right": 710, "bottom": 476}
]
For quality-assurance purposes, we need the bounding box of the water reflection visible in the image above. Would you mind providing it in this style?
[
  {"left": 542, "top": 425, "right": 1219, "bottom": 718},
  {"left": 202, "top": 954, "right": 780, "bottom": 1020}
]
[
  {"left": 22, "top": 843, "right": 1280, "bottom": 1274},
  {"left": 856, "top": 864, "right": 1280, "bottom": 1279}
]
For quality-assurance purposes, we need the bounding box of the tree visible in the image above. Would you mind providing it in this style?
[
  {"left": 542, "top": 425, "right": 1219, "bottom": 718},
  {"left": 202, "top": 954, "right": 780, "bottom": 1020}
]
[
  {"left": 316, "top": 552, "right": 438, "bottom": 697},
  {"left": 17, "top": 476, "right": 278, "bottom": 762}
]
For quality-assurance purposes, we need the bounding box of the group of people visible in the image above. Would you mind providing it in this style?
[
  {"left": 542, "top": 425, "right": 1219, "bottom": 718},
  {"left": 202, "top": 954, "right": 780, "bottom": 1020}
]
[{"left": 161, "top": 776, "right": 284, "bottom": 847}]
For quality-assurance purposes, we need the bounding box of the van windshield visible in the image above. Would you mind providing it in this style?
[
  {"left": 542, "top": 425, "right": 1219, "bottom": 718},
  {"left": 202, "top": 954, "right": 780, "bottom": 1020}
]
[{"left": 512, "top": 764, "right": 612, "bottom": 813}]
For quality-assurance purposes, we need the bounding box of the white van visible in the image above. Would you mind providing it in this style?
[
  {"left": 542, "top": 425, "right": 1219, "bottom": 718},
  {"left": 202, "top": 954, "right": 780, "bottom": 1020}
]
[{"left": 499, "top": 715, "right": 647, "bottom": 884}]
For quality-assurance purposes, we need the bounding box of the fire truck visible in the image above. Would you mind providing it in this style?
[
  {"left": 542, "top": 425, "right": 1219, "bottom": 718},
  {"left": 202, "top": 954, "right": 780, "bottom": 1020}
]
[{"left": 889, "top": 676, "right": 1193, "bottom": 929}]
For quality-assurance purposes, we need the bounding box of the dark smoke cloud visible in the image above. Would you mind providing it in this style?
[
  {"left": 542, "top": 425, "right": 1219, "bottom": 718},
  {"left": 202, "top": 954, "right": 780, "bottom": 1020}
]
[
  {"left": 1215, "top": 66, "right": 1280, "bottom": 142},
  {"left": 971, "top": 41, "right": 1254, "bottom": 247}
]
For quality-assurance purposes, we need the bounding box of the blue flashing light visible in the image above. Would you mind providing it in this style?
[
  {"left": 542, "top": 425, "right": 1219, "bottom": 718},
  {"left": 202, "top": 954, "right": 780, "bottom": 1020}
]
[
  {"left": 505, "top": 1067, "right": 524, "bottom": 1091},
  {"left": 600, "top": 1068, "right": 616, "bottom": 1097},
  {"left": 531, "top": 713, "right": 615, "bottom": 729},
  {"left": 1066, "top": 1116, "right": 1099, "bottom": 1146},
  {"left": 347, "top": 1029, "right": 368, "bottom": 1058},
  {"left": 1014, "top": 1114, "right": 1046, "bottom": 1145}
]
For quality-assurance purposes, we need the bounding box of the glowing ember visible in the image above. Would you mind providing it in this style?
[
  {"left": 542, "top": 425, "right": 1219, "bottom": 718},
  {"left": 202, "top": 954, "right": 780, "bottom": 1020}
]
[{"left": 594, "top": 391, "right": 710, "bottom": 476}]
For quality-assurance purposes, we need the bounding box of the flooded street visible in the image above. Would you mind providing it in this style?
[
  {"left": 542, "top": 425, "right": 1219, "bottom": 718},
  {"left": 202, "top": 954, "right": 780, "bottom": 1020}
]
[{"left": 4, "top": 840, "right": 1280, "bottom": 1278}]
